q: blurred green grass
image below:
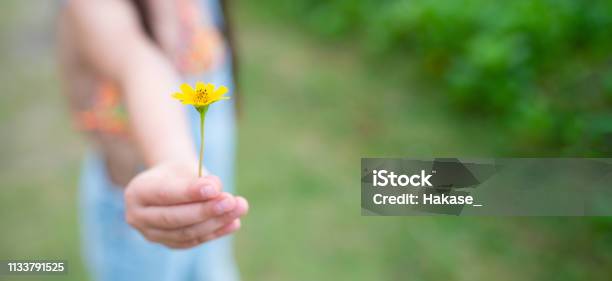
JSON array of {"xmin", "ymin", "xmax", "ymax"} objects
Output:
[{"xmin": 0, "ymin": 1, "xmax": 611, "ymax": 281}]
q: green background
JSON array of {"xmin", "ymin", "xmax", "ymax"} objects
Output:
[{"xmin": 1, "ymin": 0, "xmax": 611, "ymax": 280}]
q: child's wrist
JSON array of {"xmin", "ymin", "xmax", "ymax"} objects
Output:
[{"xmin": 154, "ymin": 157, "xmax": 203, "ymax": 176}]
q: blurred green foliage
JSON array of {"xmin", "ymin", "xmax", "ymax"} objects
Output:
[{"xmin": 252, "ymin": 0, "xmax": 612, "ymax": 155}]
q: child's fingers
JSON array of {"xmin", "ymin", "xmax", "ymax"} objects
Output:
[
  {"xmin": 164, "ymin": 219, "xmax": 241, "ymax": 249},
  {"xmin": 234, "ymin": 196, "xmax": 249, "ymax": 216},
  {"xmin": 212, "ymin": 218, "xmax": 242, "ymax": 239},
  {"xmin": 128, "ymin": 175, "xmax": 223, "ymax": 206},
  {"xmin": 144, "ymin": 197, "xmax": 248, "ymax": 244},
  {"xmin": 193, "ymin": 219, "xmax": 242, "ymax": 246},
  {"xmin": 136, "ymin": 193, "xmax": 235, "ymax": 229}
]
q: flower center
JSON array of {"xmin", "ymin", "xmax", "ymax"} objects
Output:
[{"xmin": 194, "ymin": 88, "xmax": 209, "ymax": 104}]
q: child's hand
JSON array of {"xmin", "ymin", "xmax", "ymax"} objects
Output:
[{"xmin": 124, "ymin": 162, "xmax": 248, "ymax": 249}]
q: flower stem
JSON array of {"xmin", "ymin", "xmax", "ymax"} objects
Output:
[{"xmin": 197, "ymin": 106, "xmax": 208, "ymax": 177}]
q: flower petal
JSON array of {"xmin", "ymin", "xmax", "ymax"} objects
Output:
[
  {"xmin": 172, "ymin": 92, "xmax": 185, "ymax": 100},
  {"xmin": 208, "ymin": 96, "xmax": 230, "ymax": 105},
  {"xmin": 212, "ymin": 85, "xmax": 229, "ymax": 98},
  {"xmin": 195, "ymin": 81, "xmax": 207, "ymax": 92},
  {"xmin": 180, "ymin": 83, "xmax": 195, "ymax": 96},
  {"xmin": 204, "ymin": 83, "xmax": 215, "ymax": 95}
]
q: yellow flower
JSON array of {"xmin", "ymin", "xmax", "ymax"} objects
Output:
[
  {"xmin": 171, "ymin": 81, "xmax": 230, "ymax": 177},
  {"xmin": 172, "ymin": 82, "xmax": 229, "ymax": 107}
]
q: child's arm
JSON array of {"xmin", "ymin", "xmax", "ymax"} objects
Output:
[
  {"xmin": 66, "ymin": 0, "xmax": 192, "ymax": 165},
  {"xmin": 62, "ymin": 0, "xmax": 248, "ymax": 248}
]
